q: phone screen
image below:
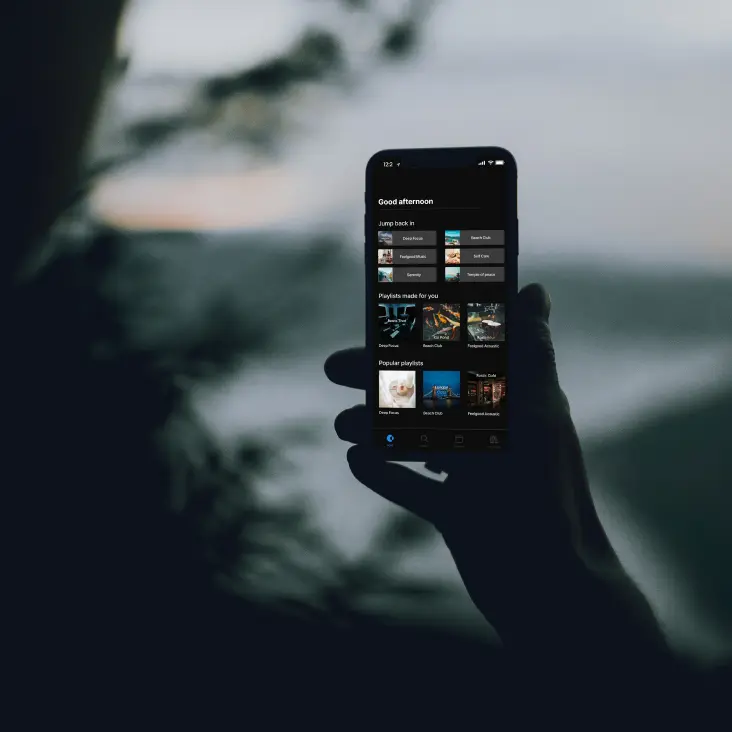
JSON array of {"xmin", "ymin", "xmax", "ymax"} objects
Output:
[{"xmin": 365, "ymin": 148, "xmax": 517, "ymax": 454}]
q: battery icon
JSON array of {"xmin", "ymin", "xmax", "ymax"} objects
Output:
[{"xmin": 495, "ymin": 160, "xmax": 505, "ymax": 165}]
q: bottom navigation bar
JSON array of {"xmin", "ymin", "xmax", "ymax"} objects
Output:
[{"xmin": 376, "ymin": 429, "xmax": 506, "ymax": 451}]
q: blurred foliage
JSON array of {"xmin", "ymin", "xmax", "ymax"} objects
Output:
[
  {"xmin": 204, "ymin": 29, "xmax": 345, "ymax": 100},
  {"xmin": 90, "ymin": 0, "xmax": 435, "ymax": 176},
  {"xmin": 15, "ymin": 215, "xmax": 447, "ymax": 620},
  {"xmin": 8, "ymin": 218, "xmax": 505, "ymax": 721},
  {"xmin": 34, "ymin": 0, "xmax": 448, "ymax": 629}
]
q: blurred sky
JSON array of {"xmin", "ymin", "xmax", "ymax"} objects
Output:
[{"xmin": 95, "ymin": 0, "xmax": 732, "ymax": 269}]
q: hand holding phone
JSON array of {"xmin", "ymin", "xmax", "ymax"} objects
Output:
[
  {"xmin": 328, "ymin": 148, "xmax": 679, "ymax": 704},
  {"xmin": 325, "ymin": 284, "xmax": 654, "ymax": 657},
  {"xmin": 332, "ymin": 146, "xmax": 624, "ymax": 636}
]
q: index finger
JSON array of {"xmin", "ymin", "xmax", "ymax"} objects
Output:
[{"xmin": 324, "ymin": 347, "xmax": 367, "ymax": 390}]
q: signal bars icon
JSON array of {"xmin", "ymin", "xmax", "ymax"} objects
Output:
[{"xmin": 479, "ymin": 160, "xmax": 494, "ymax": 166}]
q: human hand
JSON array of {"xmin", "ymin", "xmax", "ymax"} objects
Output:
[{"xmin": 326, "ymin": 283, "xmax": 634, "ymax": 647}]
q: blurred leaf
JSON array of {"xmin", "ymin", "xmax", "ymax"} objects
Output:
[
  {"xmin": 381, "ymin": 19, "xmax": 419, "ymax": 58},
  {"xmin": 296, "ymin": 28, "xmax": 345, "ymax": 72},
  {"xmin": 236, "ymin": 442, "xmax": 278, "ymax": 473},
  {"xmin": 127, "ymin": 114, "xmax": 191, "ymax": 147},
  {"xmin": 204, "ymin": 29, "xmax": 345, "ymax": 101},
  {"xmin": 206, "ymin": 58, "xmax": 294, "ymax": 99}
]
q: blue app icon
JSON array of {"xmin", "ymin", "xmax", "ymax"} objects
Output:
[{"xmin": 386, "ymin": 434, "xmax": 395, "ymax": 444}]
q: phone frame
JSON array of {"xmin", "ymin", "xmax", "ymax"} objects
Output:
[{"xmin": 364, "ymin": 146, "xmax": 518, "ymax": 462}]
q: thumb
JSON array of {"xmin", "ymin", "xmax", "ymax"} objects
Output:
[{"xmin": 514, "ymin": 283, "xmax": 567, "ymax": 414}]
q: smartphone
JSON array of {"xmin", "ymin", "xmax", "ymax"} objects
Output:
[{"xmin": 365, "ymin": 147, "xmax": 518, "ymax": 457}]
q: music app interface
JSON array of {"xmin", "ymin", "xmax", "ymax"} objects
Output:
[{"xmin": 371, "ymin": 161, "xmax": 509, "ymax": 451}]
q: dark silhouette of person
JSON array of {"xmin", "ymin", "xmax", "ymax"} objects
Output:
[{"xmin": 326, "ymin": 283, "xmax": 731, "ymax": 722}]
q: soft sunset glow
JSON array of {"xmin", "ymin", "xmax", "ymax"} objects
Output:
[{"xmin": 91, "ymin": 170, "xmax": 313, "ymax": 230}]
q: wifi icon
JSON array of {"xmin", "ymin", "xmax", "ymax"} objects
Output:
[{"xmin": 487, "ymin": 160, "xmax": 494, "ymax": 165}]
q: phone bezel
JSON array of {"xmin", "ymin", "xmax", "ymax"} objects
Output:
[{"xmin": 365, "ymin": 146, "xmax": 518, "ymax": 462}]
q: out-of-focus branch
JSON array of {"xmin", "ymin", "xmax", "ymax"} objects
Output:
[{"xmin": 88, "ymin": 1, "xmax": 436, "ymax": 178}]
